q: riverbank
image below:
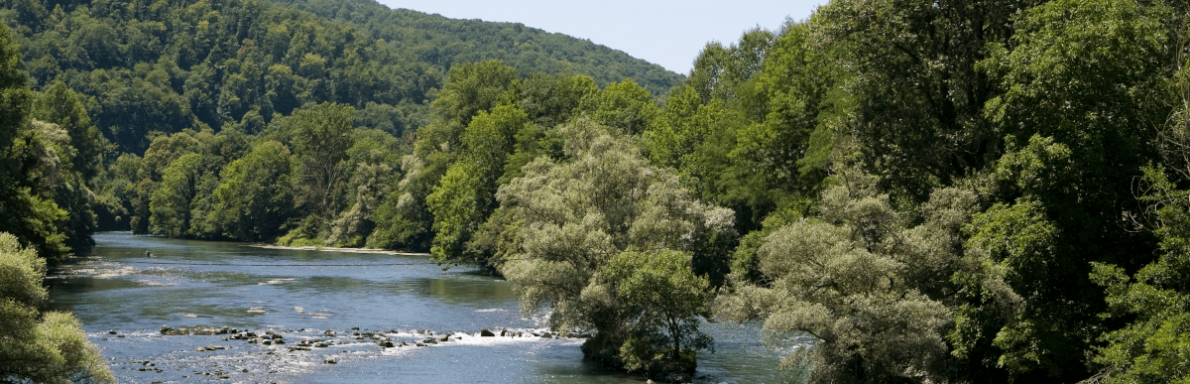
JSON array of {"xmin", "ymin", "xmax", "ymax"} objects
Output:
[{"xmin": 244, "ymin": 243, "xmax": 430, "ymax": 257}]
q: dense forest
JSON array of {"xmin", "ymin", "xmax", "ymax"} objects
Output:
[{"xmin": 4, "ymin": 0, "xmax": 1190, "ymax": 382}]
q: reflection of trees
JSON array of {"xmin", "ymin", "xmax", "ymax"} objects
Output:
[{"xmin": 417, "ymin": 277, "xmax": 518, "ymax": 305}]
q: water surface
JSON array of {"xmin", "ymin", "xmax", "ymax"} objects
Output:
[{"xmin": 47, "ymin": 232, "xmax": 786, "ymax": 383}]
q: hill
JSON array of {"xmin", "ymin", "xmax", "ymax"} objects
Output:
[
  {"xmin": 271, "ymin": 0, "xmax": 682, "ymax": 95},
  {"xmin": 0, "ymin": 0, "xmax": 681, "ymax": 154}
]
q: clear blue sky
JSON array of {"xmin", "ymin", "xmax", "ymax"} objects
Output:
[{"xmin": 374, "ymin": 0, "xmax": 823, "ymax": 74}]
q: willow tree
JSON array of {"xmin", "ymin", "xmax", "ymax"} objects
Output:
[
  {"xmin": 717, "ymin": 168, "xmax": 981, "ymax": 383},
  {"xmin": 495, "ymin": 119, "xmax": 734, "ymax": 376}
]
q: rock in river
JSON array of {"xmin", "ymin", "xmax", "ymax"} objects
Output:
[{"xmin": 480, "ymin": 328, "xmax": 495, "ymax": 337}]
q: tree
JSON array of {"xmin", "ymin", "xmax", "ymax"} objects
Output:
[
  {"xmin": 206, "ymin": 140, "xmax": 294, "ymax": 241},
  {"xmin": 578, "ymin": 79, "xmax": 658, "ymax": 135},
  {"xmin": 594, "ymin": 249, "xmax": 712, "ymax": 376},
  {"xmin": 326, "ymin": 129, "xmax": 404, "ymax": 247},
  {"xmin": 496, "ymin": 118, "xmax": 734, "ymax": 374},
  {"xmin": 34, "ymin": 81, "xmax": 106, "ymax": 179},
  {"xmin": 371, "ymin": 60, "xmax": 521, "ymax": 251},
  {"xmin": 289, "ymin": 102, "xmax": 356, "ymax": 221},
  {"xmin": 948, "ymin": 0, "xmax": 1170, "ymax": 380},
  {"xmin": 717, "ymin": 167, "xmax": 980, "ymax": 384},
  {"xmin": 149, "ymin": 153, "xmax": 202, "ymax": 238},
  {"xmin": 426, "ymin": 105, "xmax": 529, "ymax": 269},
  {"xmin": 0, "ymin": 232, "xmax": 114, "ymax": 384},
  {"xmin": 816, "ymin": 0, "xmax": 1025, "ymax": 200},
  {"xmin": 1081, "ymin": 22, "xmax": 1190, "ymax": 382}
]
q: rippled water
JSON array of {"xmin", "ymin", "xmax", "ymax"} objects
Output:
[{"xmin": 46, "ymin": 232, "xmax": 788, "ymax": 383}]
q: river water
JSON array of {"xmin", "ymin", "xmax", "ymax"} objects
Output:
[{"xmin": 46, "ymin": 232, "xmax": 788, "ymax": 383}]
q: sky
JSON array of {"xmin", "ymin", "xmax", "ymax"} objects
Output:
[{"xmin": 374, "ymin": 0, "xmax": 824, "ymax": 74}]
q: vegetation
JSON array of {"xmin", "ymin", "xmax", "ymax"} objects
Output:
[
  {"xmin": 0, "ymin": 232, "xmax": 114, "ymax": 384},
  {"xmin": 6, "ymin": 0, "xmax": 1190, "ymax": 381},
  {"xmin": 495, "ymin": 120, "xmax": 731, "ymax": 374},
  {"xmin": 0, "ymin": 20, "xmax": 110, "ymax": 383}
]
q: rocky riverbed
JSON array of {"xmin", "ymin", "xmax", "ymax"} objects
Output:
[
  {"xmin": 98, "ymin": 324, "xmax": 588, "ymax": 383},
  {"xmin": 51, "ymin": 232, "xmax": 786, "ymax": 383}
]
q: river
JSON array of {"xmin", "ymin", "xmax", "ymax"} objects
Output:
[{"xmin": 45, "ymin": 232, "xmax": 788, "ymax": 383}]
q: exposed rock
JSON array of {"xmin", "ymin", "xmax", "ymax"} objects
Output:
[
  {"xmin": 438, "ymin": 335, "xmax": 450, "ymax": 342},
  {"xmin": 480, "ymin": 328, "xmax": 495, "ymax": 337},
  {"xmin": 422, "ymin": 338, "xmax": 438, "ymax": 345},
  {"xmin": 195, "ymin": 345, "xmax": 226, "ymax": 352},
  {"xmin": 315, "ymin": 342, "xmax": 329, "ymax": 348},
  {"xmin": 160, "ymin": 326, "xmax": 185, "ymax": 335},
  {"xmin": 108, "ymin": 330, "xmax": 117, "ymax": 335},
  {"xmin": 381, "ymin": 341, "xmax": 394, "ymax": 348},
  {"xmin": 191, "ymin": 326, "xmax": 229, "ymax": 335},
  {"xmin": 324, "ymin": 330, "xmax": 336, "ymax": 337},
  {"xmin": 324, "ymin": 358, "xmax": 337, "ymax": 364}
]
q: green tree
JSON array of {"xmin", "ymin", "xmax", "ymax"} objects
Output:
[
  {"xmin": 496, "ymin": 118, "xmax": 733, "ymax": 374},
  {"xmin": 578, "ymin": 79, "xmax": 658, "ymax": 135},
  {"xmin": 717, "ymin": 167, "xmax": 980, "ymax": 383},
  {"xmin": 149, "ymin": 153, "xmax": 202, "ymax": 238},
  {"xmin": 34, "ymin": 81, "xmax": 106, "ymax": 179},
  {"xmin": 206, "ymin": 140, "xmax": 294, "ymax": 241},
  {"xmin": 1080, "ymin": 24, "xmax": 1190, "ymax": 382},
  {"xmin": 326, "ymin": 129, "xmax": 404, "ymax": 246},
  {"xmin": 0, "ymin": 232, "xmax": 114, "ymax": 384},
  {"xmin": 594, "ymin": 249, "xmax": 712, "ymax": 375},
  {"xmin": 948, "ymin": 0, "xmax": 1170, "ymax": 380},
  {"xmin": 371, "ymin": 60, "xmax": 521, "ymax": 251},
  {"xmin": 426, "ymin": 104, "xmax": 529, "ymax": 269},
  {"xmin": 289, "ymin": 102, "xmax": 356, "ymax": 221}
]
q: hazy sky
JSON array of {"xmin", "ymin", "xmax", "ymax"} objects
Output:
[{"xmin": 374, "ymin": 0, "xmax": 823, "ymax": 74}]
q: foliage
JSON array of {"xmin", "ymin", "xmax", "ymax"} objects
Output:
[
  {"xmin": 596, "ymin": 250, "xmax": 712, "ymax": 373},
  {"xmin": 269, "ymin": 0, "xmax": 682, "ymax": 96},
  {"xmin": 496, "ymin": 119, "xmax": 733, "ymax": 372},
  {"xmin": 426, "ymin": 104, "xmax": 528, "ymax": 268},
  {"xmin": 288, "ymin": 102, "xmax": 355, "ymax": 220},
  {"xmin": 205, "ymin": 140, "xmax": 294, "ymax": 241},
  {"xmin": 149, "ymin": 153, "xmax": 202, "ymax": 238},
  {"xmin": 0, "ymin": 232, "xmax": 114, "ymax": 384},
  {"xmin": 0, "ymin": 0, "xmax": 678, "ymax": 155},
  {"xmin": 716, "ymin": 167, "xmax": 979, "ymax": 383}
]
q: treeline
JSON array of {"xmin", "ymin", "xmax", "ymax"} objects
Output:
[
  {"xmin": 268, "ymin": 0, "xmax": 682, "ymax": 96},
  {"xmin": 0, "ymin": 0, "xmax": 679, "ymax": 156},
  {"xmin": 399, "ymin": 0, "xmax": 1190, "ymax": 383},
  {"xmin": 0, "ymin": 22, "xmax": 113, "ymax": 383}
]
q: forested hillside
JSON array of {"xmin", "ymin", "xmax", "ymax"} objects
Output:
[
  {"xmin": 0, "ymin": 0, "xmax": 679, "ymax": 155},
  {"xmin": 269, "ymin": 0, "xmax": 681, "ymax": 95}
]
